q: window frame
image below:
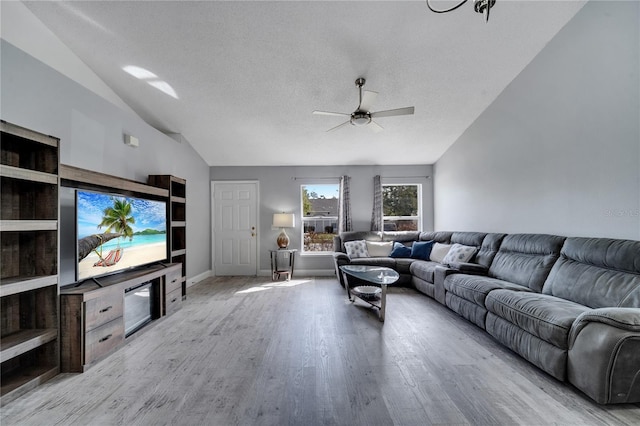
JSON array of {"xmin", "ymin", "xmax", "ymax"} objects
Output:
[
  {"xmin": 300, "ymin": 182, "xmax": 340, "ymax": 255},
  {"xmin": 381, "ymin": 182, "xmax": 423, "ymax": 232}
]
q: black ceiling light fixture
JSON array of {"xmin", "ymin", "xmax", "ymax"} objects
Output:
[{"xmin": 426, "ymin": 0, "xmax": 496, "ymax": 22}]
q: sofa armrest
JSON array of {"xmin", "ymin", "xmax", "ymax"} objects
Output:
[
  {"xmin": 333, "ymin": 252, "xmax": 351, "ymax": 287},
  {"xmin": 448, "ymin": 262, "xmax": 489, "ymax": 275},
  {"xmin": 567, "ymin": 308, "xmax": 640, "ymax": 404}
]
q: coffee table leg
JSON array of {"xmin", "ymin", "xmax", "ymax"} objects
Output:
[
  {"xmin": 379, "ymin": 284, "xmax": 387, "ymax": 322},
  {"xmin": 342, "ymin": 271, "xmax": 353, "ymax": 302}
]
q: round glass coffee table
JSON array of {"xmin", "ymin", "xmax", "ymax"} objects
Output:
[{"xmin": 339, "ymin": 265, "xmax": 400, "ymax": 322}]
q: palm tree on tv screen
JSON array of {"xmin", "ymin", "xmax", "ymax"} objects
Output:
[{"xmin": 98, "ymin": 198, "xmax": 135, "ymax": 244}]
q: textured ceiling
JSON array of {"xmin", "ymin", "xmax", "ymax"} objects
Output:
[{"xmin": 23, "ymin": 1, "xmax": 586, "ymax": 166}]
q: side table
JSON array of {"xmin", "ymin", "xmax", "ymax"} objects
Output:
[{"xmin": 269, "ymin": 249, "xmax": 297, "ymax": 281}]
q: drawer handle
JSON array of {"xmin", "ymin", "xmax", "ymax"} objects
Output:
[
  {"xmin": 99, "ymin": 306, "xmax": 113, "ymax": 313},
  {"xmin": 99, "ymin": 334, "xmax": 112, "ymax": 342},
  {"xmin": 171, "ymin": 279, "xmax": 178, "ymax": 283},
  {"xmin": 171, "ymin": 298, "xmax": 177, "ymax": 303}
]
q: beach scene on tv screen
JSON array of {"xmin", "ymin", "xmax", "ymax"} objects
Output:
[{"xmin": 77, "ymin": 191, "xmax": 167, "ymax": 280}]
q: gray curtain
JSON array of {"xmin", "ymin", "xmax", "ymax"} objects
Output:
[
  {"xmin": 338, "ymin": 175, "xmax": 352, "ymax": 233},
  {"xmin": 371, "ymin": 175, "xmax": 383, "ymax": 231}
]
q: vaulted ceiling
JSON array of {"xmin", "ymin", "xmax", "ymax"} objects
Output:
[{"xmin": 23, "ymin": 1, "xmax": 586, "ymax": 166}]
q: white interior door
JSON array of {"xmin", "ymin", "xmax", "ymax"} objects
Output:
[{"xmin": 212, "ymin": 181, "xmax": 258, "ymax": 276}]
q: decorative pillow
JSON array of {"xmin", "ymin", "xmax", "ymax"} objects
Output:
[
  {"xmin": 365, "ymin": 241, "xmax": 393, "ymax": 257},
  {"xmin": 429, "ymin": 243, "xmax": 453, "ymax": 263},
  {"xmin": 442, "ymin": 243, "xmax": 478, "ymax": 265},
  {"xmin": 410, "ymin": 240, "xmax": 435, "ymax": 260},
  {"xmin": 344, "ymin": 240, "xmax": 369, "ymax": 259},
  {"xmin": 389, "ymin": 242, "xmax": 412, "ymax": 258}
]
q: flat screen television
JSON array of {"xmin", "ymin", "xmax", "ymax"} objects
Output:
[{"xmin": 76, "ymin": 189, "xmax": 167, "ymax": 282}]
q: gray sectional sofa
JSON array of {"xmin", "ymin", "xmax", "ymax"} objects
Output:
[{"xmin": 332, "ymin": 230, "xmax": 640, "ymax": 404}]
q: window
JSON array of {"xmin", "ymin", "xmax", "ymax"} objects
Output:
[
  {"xmin": 301, "ymin": 183, "xmax": 340, "ymax": 253},
  {"xmin": 382, "ymin": 184, "xmax": 421, "ymax": 231}
]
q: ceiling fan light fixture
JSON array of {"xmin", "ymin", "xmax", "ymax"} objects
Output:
[
  {"xmin": 425, "ymin": 0, "xmax": 496, "ymax": 22},
  {"xmin": 473, "ymin": 0, "xmax": 495, "ymax": 22},
  {"xmin": 351, "ymin": 113, "xmax": 371, "ymax": 126}
]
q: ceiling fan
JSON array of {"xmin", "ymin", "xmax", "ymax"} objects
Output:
[{"xmin": 313, "ymin": 78, "xmax": 415, "ymax": 132}]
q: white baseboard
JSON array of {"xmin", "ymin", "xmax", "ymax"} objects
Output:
[
  {"xmin": 258, "ymin": 269, "xmax": 336, "ymax": 277},
  {"xmin": 187, "ymin": 270, "xmax": 213, "ymax": 288}
]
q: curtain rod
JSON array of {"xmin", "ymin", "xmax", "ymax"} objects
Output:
[
  {"xmin": 382, "ymin": 175, "xmax": 430, "ymax": 179},
  {"xmin": 292, "ymin": 177, "xmax": 340, "ymax": 180},
  {"xmin": 292, "ymin": 175, "xmax": 430, "ymax": 180}
]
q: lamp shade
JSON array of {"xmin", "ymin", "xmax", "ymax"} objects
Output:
[{"xmin": 273, "ymin": 213, "xmax": 295, "ymax": 228}]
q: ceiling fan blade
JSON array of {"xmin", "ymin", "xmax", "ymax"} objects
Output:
[
  {"xmin": 359, "ymin": 90, "xmax": 378, "ymax": 112},
  {"xmin": 313, "ymin": 110, "xmax": 350, "ymax": 117},
  {"xmin": 370, "ymin": 106, "xmax": 415, "ymax": 118},
  {"xmin": 369, "ymin": 121, "xmax": 384, "ymax": 133},
  {"xmin": 326, "ymin": 120, "xmax": 351, "ymax": 132}
]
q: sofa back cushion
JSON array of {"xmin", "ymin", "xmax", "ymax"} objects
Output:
[
  {"xmin": 475, "ymin": 233, "xmax": 506, "ymax": 268},
  {"xmin": 488, "ymin": 234, "xmax": 566, "ymax": 292},
  {"xmin": 382, "ymin": 231, "xmax": 421, "ymax": 244},
  {"xmin": 450, "ymin": 232, "xmax": 486, "ymax": 247},
  {"xmin": 418, "ymin": 231, "xmax": 452, "ymax": 243},
  {"xmin": 335, "ymin": 231, "xmax": 382, "ymax": 253},
  {"xmin": 542, "ymin": 237, "xmax": 640, "ymax": 308}
]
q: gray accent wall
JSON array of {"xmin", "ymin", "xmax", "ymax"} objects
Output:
[
  {"xmin": 434, "ymin": 0, "xmax": 640, "ymax": 240},
  {"xmin": 1, "ymin": 40, "xmax": 212, "ymax": 285},
  {"xmin": 211, "ymin": 165, "xmax": 433, "ymax": 273}
]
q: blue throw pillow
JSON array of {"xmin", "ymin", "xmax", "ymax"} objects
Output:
[
  {"xmin": 389, "ymin": 242, "xmax": 412, "ymax": 258},
  {"xmin": 410, "ymin": 240, "xmax": 435, "ymax": 260}
]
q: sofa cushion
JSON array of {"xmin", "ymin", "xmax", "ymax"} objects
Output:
[
  {"xmin": 486, "ymin": 290, "xmax": 590, "ymax": 349},
  {"xmin": 474, "ymin": 233, "xmax": 507, "ymax": 267},
  {"xmin": 390, "ymin": 242, "xmax": 412, "ymax": 258},
  {"xmin": 337, "ymin": 231, "xmax": 382, "ymax": 252},
  {"xmin": 442, "ymin": 243, "xmax": 478, "ymax": 264},
  {"xmin": 349, "ymin": 257, "xmax": 397, "ymax": 269},
  {"xmin": 419, "ymin": 231, "xmax": 452, "ymax": 243},
  {"xmin": 410, "ymin": 240, "xmax": 435, "ymax": 260},
  {"xmin": 344, "ymin": 240, "xmax": 369, "ymax": 259},
  {"xmin": 429, "ymin": 243, "xmax": 452, "ymax": 263},
  {"xmin": 382, "ymin": 231, "xmax": 421, "ymax": 245},
  {"xmin": 394, "ymin": 258, "xmax": 416, "ymax": 275},
  {"xmin": 365, "ymin": 241, "xmax": 393, "ymax": 257},
  {"xmin": 543, "ymin": 237, "xmax": 640, "ymax": 308},
  {"xmin": 488, "ymin": 233, "xmax": 566, "ymax": 292},
  {"xmin": 409, "ymin": 260, "xmax": 440, "ymax": 283},
  {"xmin": 444, "ymin": 274, "xmax": 532, "ymax": 307}
]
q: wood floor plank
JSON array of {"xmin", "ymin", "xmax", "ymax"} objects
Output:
[{"xmin": 1, "ymin": 276, "xmax": 639, "ymax": 425}]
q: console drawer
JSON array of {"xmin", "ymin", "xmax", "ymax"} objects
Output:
[
  {"xmin": 85, "ymin": 289, "xmax": 124, "ymax": 331},
  {"xmin": 165, "ymin": 288, "xmax": 182, "ymax": 315},
  {"xmin": 85, "ymin": 318, "xmax": 124, "ymax": 366},
  {"xmin": 165, "ymin": 269, "xmax": 182, "ymax": 294}
]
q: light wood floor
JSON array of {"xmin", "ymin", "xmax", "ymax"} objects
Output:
[{"xmin": 2, "ymin": 276, "xmax": 640, "ymax": 425}]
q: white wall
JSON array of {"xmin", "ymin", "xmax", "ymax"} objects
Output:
[
  {"xmin": 434, "ymin": 0, "xmax": 640, "ymax": 240},
  {"xmin": 0, "ymin": 1, "xmax": 135, "ymax": 114},
  {"xmin": 211, "ymin": 165, "xmax": 433, "ymax": 274},
  {"xmin": 1, "ymin": 40, "xmax": 212, "ymax": 285}
]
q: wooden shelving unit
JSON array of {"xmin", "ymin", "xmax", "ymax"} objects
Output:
[
  {"xmin": 148, "ymin": 175, "xmax": 187, "ymax": 299},
  {"xmin": 0, "ymin": 120, "xmax": 60, "ymax": 406}
]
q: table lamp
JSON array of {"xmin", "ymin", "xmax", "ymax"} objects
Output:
[{"xmin": 273, "ymin": 213, "xmax": 295, "ymax": 249}]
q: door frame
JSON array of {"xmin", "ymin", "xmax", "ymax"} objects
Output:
[{"xmin": 211, "ymin": 180, "xmax": 260, "ymax": 276}]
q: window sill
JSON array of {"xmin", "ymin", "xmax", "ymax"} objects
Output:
[{"xmin": 300, "ymin": 251, "xmax": 335, "ymax": 257}]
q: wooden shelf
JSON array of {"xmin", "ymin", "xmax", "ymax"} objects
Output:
[
  {"xmin": 0, "ymin": 220, "xmax": 57, "ymax": 232},
  {"xmin": 1, "ymin": 364, "xmax": 59, "ymax": 406},
  {"xmin": 1, "ymin": 120, "xmax": 60, "ymax": 406},
  {"xmin": 148, "ymin": 175, "xmax": 187, "ymax": 299},
  {"xmin": 1, "ymin": 329, "xmax": 58, "ymax": 362},
  {"xmin": 0, "ymin": 275, "xmax": 58, "ymax": 298},
  {"xmin": 60, "ymin": 164, "xmax": 168, "ymax": 198},
  {"xmin": 0, "ymin": 165, "xmax": 58, "ymax": 184}
]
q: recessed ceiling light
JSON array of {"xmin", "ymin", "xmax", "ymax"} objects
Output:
[
  {"xmin": 122, "ymin": 65, "xmax": 157, "ymax": 80},
  {"xmin": 147, "ymin": 81, "xmax": 178, "ymax": 99}
]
